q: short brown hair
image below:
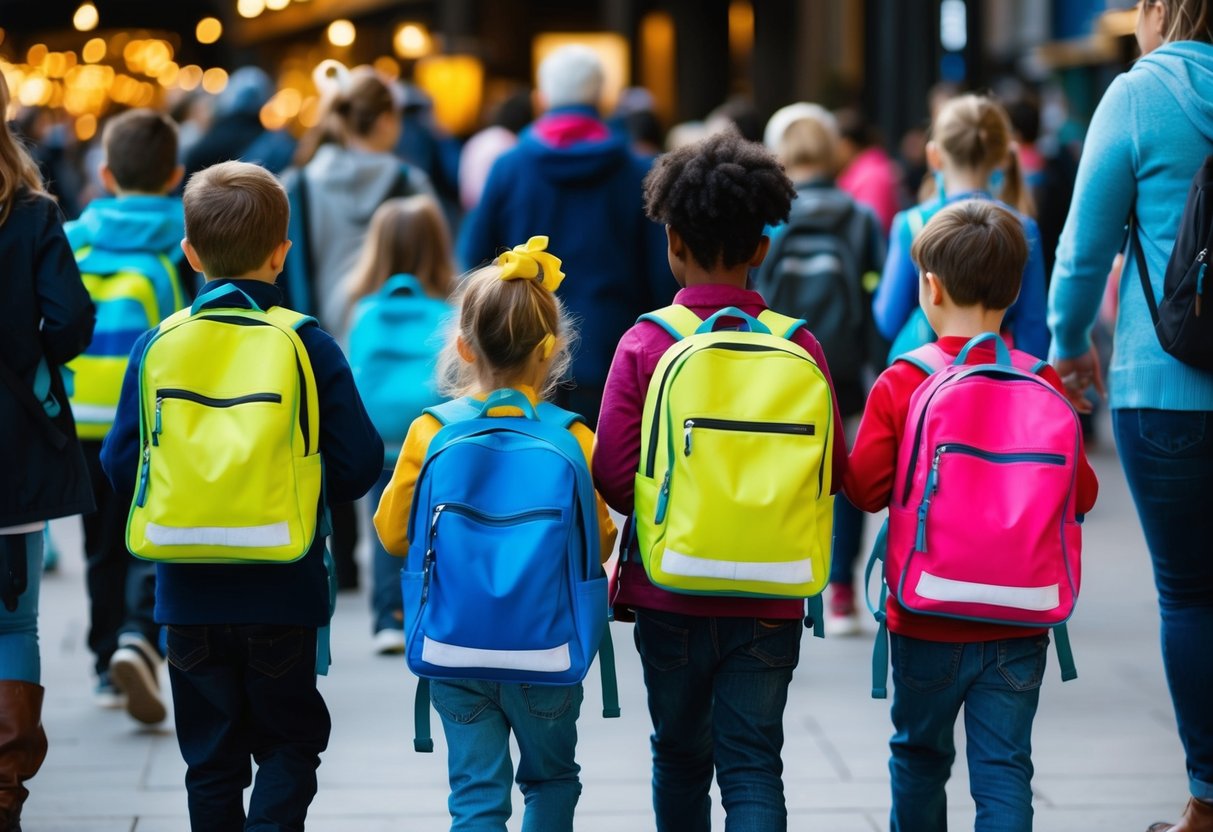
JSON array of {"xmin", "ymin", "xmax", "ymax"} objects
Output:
[
  {"xmin": 911, "ymin": 200, "xmax": 1027, "ymax": 310},
  {"xmin": 183, "ymin": 162, "xmax": 289, "ymax": 278},
  {"xmin": 102, "ymin": 109, "xmax": 179, "ymax": 193}
]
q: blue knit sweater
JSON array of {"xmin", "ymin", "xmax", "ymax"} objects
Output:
[{"xmin": 1049, "ymin": 41, "xmax": 1213, "ymax": 410}]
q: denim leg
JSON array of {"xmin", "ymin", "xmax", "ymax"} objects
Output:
[
  {"xmin": 81, "ymin": 441, "xmax": 131, "ymax": 674},
  {"xmin": 964, "ymin": 637, "xmax": 1047, "ymax": 832},
  {"xmin": 503, "ymin": 683, "xmax": 583, "ymax": 832},
  {"xmin": 244, "ymin": 626, "xmax": 330, "ymax": 832},
  {"xmin": 1115, "ymin": 409, "xmax": 1213, "ymax": 800},
  {"xmin": 368, "ymin": 470, "xmax": 403, "ymax": 634},
  {"xmin": 712, "ymin": 617, "xmax": 801, "ymax": 832},
  {"xmin": 0, "ymin": 533, "xmax": 42, "ymax": 684},
  {"xmin": 166, "ymin": 626, "xmax": 251, "ymax": 830},
  {"xmin": 431, "ymin": 680, "xmax": 513, "ymax": 831},
  {"xmin": 121, "ymin": 557, "xmax": 160, "ymax": 653},
  {"xmin": 634, "ymin": 610, "xmax": 713, "ymax": 832},
  {"xmin": 889, "ymin": 634, "xmax": 966, "ymax": 832},
  {"xmin": 829, "ymin": 494, "xmax": 866, "ymax": 585}
]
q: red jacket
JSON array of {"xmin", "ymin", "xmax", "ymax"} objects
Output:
[
  {"xmin": 843, "ymin": 335, "xmax": 1099, "ymax": 642},
  {"xmin": 593, "ymin": 283, "xmax": 847, "ymax": 620}
]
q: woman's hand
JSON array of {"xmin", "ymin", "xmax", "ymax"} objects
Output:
[{"xmin": 1053, "ymin": 345, "xmax": 1106, "ymax": 414}]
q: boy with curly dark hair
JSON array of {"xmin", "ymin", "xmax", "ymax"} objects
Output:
[{"xmin": 593, "ymin": 130, "xmax": 847, "ymax": 831}]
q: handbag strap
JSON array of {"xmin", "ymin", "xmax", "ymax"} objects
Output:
[{"xmin": 1132, "ymin": 218, "xmax": 1162, "ymax": 327}]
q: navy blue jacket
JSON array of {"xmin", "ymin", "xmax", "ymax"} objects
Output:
[
  {"xmin": 457, "ymin": 106, "xmax": 674, "ymax": 389},
  {"xmin": 101, "ymin": 279, "xmax": 383, "ymax": 626}
]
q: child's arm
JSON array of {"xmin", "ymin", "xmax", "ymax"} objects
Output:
[
  {"xmin": 374, "ymin": 416, "xmax": 441, "ymax": 556},
  {"xmin": 100, "ymin": 329, "xmax": 153, "ymax": 496},
  {"xmin": 872, "ymin": 212, "xmax": 919, "ymax": 342},
  {"xmin": 36, "ymin": 202, "xmax": 94, "ymax": 365},
  {"xmin": 1005, "ymin": 218, "xmax": 1051, "ymax": 360},
  {"xmin": 842, "ymin": 370, "xmax": 905, "ymax": 513},
  {"xmin": 592, "ymin": 328, "xmax": 649, "ymax": 515},
  {"xmin": 571, "ymin": 423, "xmax": 618, "ymax": 562}
]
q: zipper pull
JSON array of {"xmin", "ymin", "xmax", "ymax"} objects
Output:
[
  {"xmin": 421, "ymin": 504, "xmax": 444, "ymax": 603},
  {"xmin": 152, "ymin": 397, "xmax": 163, "ymax": 446},
  {"xmin": 655, "ymin": 470, "xmax": 672, "ymax": 525},
  {"xmin": 683, "ymin": 420, "xmax": 694, "ymax": 456},
  {"xmin": 136, "ymin": 445, "xmax": 151, "ymax": 508},
  {"xmin": 1197, "ymin": 260, "xmax": 1206, "ymax": 318},
  {"xmin": 928, "ymin": 446, "xmax": 945, "ymax": 494}
]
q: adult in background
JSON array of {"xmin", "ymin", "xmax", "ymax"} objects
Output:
[
  {"xmin": 183, "ymin": 67, "xmax": 295, "ymax": 178},
  {"xmin": 0, "ymin": 72, "xmax": 95, "ymax": 831},
  {"xmin": 458, "ymin": 89, "xmax": 532, "ymax": 213},
  {"xmin": 458, "ymin": 45, "xmax": 672, "ymax": 426},
  {"xmin": 834, "ymin": 108, "xmax": 901, "ymax": 237},
  {"xmin": 1048, "ymin": 3, "xmax": 1213, "ymax": 831}
]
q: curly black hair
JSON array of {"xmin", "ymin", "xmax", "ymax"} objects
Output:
[{"xmin": 643, "ymin": 130, "xmax": 796, "ymax": 270}]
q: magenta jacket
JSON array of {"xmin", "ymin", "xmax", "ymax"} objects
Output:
[{"xmin": 593, "ymin": 283, "xmax": 847, "ymax": 620}]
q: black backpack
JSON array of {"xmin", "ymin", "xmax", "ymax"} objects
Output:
[
  {"xmin": 754, "ymin": 197, "xmax": 868, "ymax": 385},
  {"xmin": 1133, "ymin": 154, "xmax": 1213, "ymax": 370}
]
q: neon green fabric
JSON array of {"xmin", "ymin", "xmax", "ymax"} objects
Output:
[
  {"xmin": 127, "ymin": 305, "xmax": 322, "ymax": 564},
  {"xmin": 633, "ymin": 305, "xmax": 835, "ymax": 599}
]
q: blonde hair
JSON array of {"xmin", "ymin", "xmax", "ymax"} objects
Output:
[
  {"xmin": 343, "ymin": 195, "xmax": 455, "ymax": 321},
  {"xmin": 183, "ymin": 161, "xmax": 289, "ymax": 277},
  {"xmin": 933, "ymin": 94, "xmax": 1035, "ymax": 217},
  {"xmin": 777, "ymin": 114, "xmax": 839, "ymax": 173},
  {"xmin": 0, "ymin": 73, "xmax": 47, "ymax": 225},
  {"xmin": 1152, "ymin": 0, "xmax": 1213, "ymax": 43},
  {"xmin": 437, "ymin": 262, "xmax": 575, "ymax": 400}
]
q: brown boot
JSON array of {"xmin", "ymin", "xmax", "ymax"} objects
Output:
[
  {"xmin": 1148, "ymin": 798, "xmax": 1213, "ymax": 832},
  {"xmin": 0, "ymin": 681, "xmax": 48, "ymax": 832}
]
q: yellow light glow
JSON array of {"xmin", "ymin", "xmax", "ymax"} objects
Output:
[
  {"xmin": 298, "ymin": 95, "xmax": 321, "ymax": 128},
  {"xmin": 266, "ymin": 0, "xmax": 290, "ymax": 9},
  {"xmin": 27, "ymin": 44, "xmax": 48, "ymax": 67},
  {"xmin": 202, "ymin": 67, "xmax": 229, "ymax": 94},
  {"xmin": 19, "ymin": 75, "xmax": 51, "ymax": 107},
  {"xmin": 414, "ymin": 55, "xmax": 483, "ymax": 135},
  {"xmin": 373, "ymin": 55, "xmax": 401, "ymax": 79},
  {"xmin": 532, "ymin": 33, "xmax": 629, "ymax": 113},
  {"xmin": 82, "ymin": 38, "xmax": 106, "ymax": 63},
  {"xmin": 157, "ymin": 62, "xmax": 180, "ymax": 87},
  {"xmin": 327, "ymin": 20, "xmax": 356, "ymax": 48},
  {"xmin": 260, "ymin": 103, "xmax": 287, "ymax": 131},
  {"xmin": 178, "ymin": 64, "xmax": 203, "ymax": 91},
  {"xmin": 393, "ymin": 23, "xmax": 431, "ymax": 59},
  {"xmin": 640, "ymin": 13, "xmax": 675, "ymax": 125},
  {"xmin": 196, "ymin": 17, "xmax": 222, "ymax": 45},
  {"xmin": 73, "ymin": 3, "xmax": 99, "ymax": 32},
  {"xmin": 237, "ymin": 0, "xmax": 265, "ymax": 19},
  {"xmin": 76, "ymin": 114, "xmax": 97, "ymax": 142},
  {"xmin": 0, "ymin": 28, "xmax": 6, "ymax": 48}
]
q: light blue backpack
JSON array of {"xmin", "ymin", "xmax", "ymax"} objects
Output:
[
  {"xmin": 348, "ymin": 274, "xmax": 450, "ymax": 461},
  {"xmin": 402, "ymin": 389, "xmax": 619, "ymax": 752}
]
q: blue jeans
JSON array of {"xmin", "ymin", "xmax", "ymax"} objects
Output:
[
  {"xmin": 368, "ymin": 469, "xmax": 402, "ymax": 634},
  {"xmin": 889, "ymin": 633, "xmax": 1048, "ymax": 832},
  {"xmin": 0, "ymin": 532, "xmax": 41, "ymax": 684},
  {"xmin": 429, "ymin": 679, "xmax": 584, "ymax": 831},
  {"xmin": 1114, "ymin": 408, "xmax": 1213, "ymax": 801},
  {"xmin": 633, "ymin": 610, "xmax": 802, "ymax": 832},
  {"xmin": 166, "ymin": 624, "xmax": 331, "ymax": 831}
]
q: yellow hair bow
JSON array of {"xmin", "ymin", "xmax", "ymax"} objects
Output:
[{"xmin": 498, "ymin": 236, "xmax": 565, "ymax": 292}]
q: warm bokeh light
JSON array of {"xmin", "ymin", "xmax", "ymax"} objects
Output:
[
  {"xmin": 196, "ymin": 17, "xmax": 223, "ymax": 45},
  {"xmin": 393, "ymin": 23, "xmax": 432, "ymax": 59},
  {"xmin": 237, "ymin": 0, "xmax": 266, "ymax": 19},
  {"xmin": 73, "ymin": 2, "xmax": 99, "ymax": 33},
  {"xmin": 27, "ymin": 44, "xmax": 48, "ymax": 67},
  {"xmin": 414, "ymin": 55, "xmax": 483, "ymax": 135},
  {"xmin": 266, "ymin": 0, "xmax": 290, "ymax": 9},
  {"xmin": 82, "ymin": 37, "xmax": 106, "ymax": 64},
  {"xmin": 327, "ymin": 20, "xmax": 356, "ymax": 48},
  {"xmin": 202, "ymin": 67, "xmax": 229, "ymax": 94},
  {"xmin": 75, "ymin": 114, "xmax": 97, "ymax": 142},
  {"xmin": 178, "ymin": 64, "xmax": 204, "ymax": 91},
  {"xmin": 533, "ymin": 33, "xmax": 629, "ymax": 113},
  {"xmin": 373, "ymin": 55, "xmax": 401, "ymax": 79}
]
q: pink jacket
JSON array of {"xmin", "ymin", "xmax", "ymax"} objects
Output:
[
  {"xmin": 593, "ymin": 284, "xmax": 847, "ymax": 620},
  {"xmin": 838, "ymin": 147, "xmax": 901, "ymax": 237}
]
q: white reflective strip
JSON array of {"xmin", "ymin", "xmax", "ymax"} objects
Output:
[
  {"xmin": 71, "ymin": 403, "xmax": 117, "ymax": 423},
  {"xmin": 0, "ymin": 522, "xmax": 44, "ymax": 535},
  {"xmin": 915, "ymin": 571, "xmax": 1060, "ymax": 611},
  {"xmin": 421, "ymin": 637, "xmax": 571, "ymax": 673},
  {"xmin": 661, "ymin": 547, "xmax": 813, "ymax": 585},
  {"xmin": 145, "ymin": 521, "xmax": 291, "ymax": 548}
]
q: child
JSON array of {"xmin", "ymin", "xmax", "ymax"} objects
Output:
[
  {"xmin": 594, "ymin": 130, "xmax": 847, "ymax": 831},
  {"xmin": 374, "ymin": 237, "xmax": 616, "ymax": 831},
  {"xmin": 342, "ymin": 195, "xmax": 455, "ymax": 654},
  {"xmin": 64, "ymin": 108, "xmax": 195, "ymax": 724},
  {"xmin": 844, "ymin": 200, "xmax": 1099, "ymax": 832},
  {"xmin": 100, "ymin": 161, "xmax": 383, "ymax": 828},
  {"xmin": 873, "ymin": 94, "xmax": 1050, "ymax": 361}
]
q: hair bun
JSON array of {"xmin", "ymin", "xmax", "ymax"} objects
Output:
[{"xmin": 313, "ymin": 59, "xmax": 351, "ymax": 98}]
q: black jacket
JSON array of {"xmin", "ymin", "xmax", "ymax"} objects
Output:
[{"xmin": 0, "ymin": 190, "xmax": 96, "ymax": 526}]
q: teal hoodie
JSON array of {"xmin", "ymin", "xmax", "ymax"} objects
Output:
[
  {"xmin": 1049, "ymin": 41, "xmax": 1213, "ymax": 411},
  {"xmin": 66, "ymin": 195, "xmax": 185, "ymax": 258}
]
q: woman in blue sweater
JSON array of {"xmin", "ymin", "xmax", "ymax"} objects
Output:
[{"xmin": 1048, "ymin": 4, "xmax": 1213, "ymax": 830}]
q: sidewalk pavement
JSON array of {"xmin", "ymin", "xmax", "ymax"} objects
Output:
[{"xmin": 25, "ymin": 428, "xmax": 1189, "ymax": 831}]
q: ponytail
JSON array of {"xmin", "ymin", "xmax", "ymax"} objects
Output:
[{"xmin": 1001, "ymin": 145, "xmax": 1036, "ymax": 218}]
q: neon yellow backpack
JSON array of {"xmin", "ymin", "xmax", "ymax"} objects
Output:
[
  {"xmin": 68, "ymin": 247, "xmax": 185, "ymax": 440},
  {"xmin": 126, "ymin": 286, "xmax": 323, "ymax": 564},
  {"xmin": 633, "ymin": 305, "xmax": 835, "ymax": 600}
]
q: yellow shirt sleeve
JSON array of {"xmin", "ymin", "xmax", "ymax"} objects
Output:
[
  {"xmin": 373, "ymin": 414, "xmax": 442, "ymax": 556},
  {"xmin": 570, "ymin": 421, "xmax": 618, "ymax": 563}
]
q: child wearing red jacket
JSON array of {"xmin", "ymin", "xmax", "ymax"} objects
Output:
[{"xmin": 844, "ymin": 200, "xmax": 1098, "ymax": 832}]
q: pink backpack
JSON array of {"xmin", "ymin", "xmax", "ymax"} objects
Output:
[{"xmin": 866, "ymin": 333, "xmax": 1083, "ymax": 697}]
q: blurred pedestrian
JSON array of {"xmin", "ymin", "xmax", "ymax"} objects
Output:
[
  {"xmin": 183, "ymin": 67, "xmax": 295, "ymax": 177},
  {"xmin": 835, "ymin": 108, "xmax": 902, "ymax": 236},
  {"xmin": 0, "ymin": 71, "xmax": 95, "ymax": 832},
  {"xmin": 1048, "ymin": 4, "xmax": 1213, "ymax": 829},
  {"xmin": 458, "ymin": 89, "xmax": 532, "ymax": 212}
]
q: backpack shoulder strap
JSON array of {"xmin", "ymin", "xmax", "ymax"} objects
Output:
[
  {"xmin": 261, "ymin": 307, "xmax": 321, "ymax": 455},
  {"xmin": 905, "ymin": 205, "xmax": 928, "ymax": 238},
  {"xmin": 894, "ymin": 343, "xmax": 949, "ymax": 375},
  {"xmin": 756, "ymin": 309, "xmax": 807, "ymax": 341},
  {"xmin": 424, "ymin": 397, "xmax": 482, "ymax": 426},
  {"xmin": 535, "ymin": 401, "xmax": 584, "ymax": 429},
  {"xmin": 637, "ymin": 305, "xmax": 703, "ymax": 341}
]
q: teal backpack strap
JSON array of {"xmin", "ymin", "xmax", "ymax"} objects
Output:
[
  {"xmin": 1053, "ymin": 623, "xmax": 1077, "ymax": 682},
  {"xmin": 315, "ymin": 469, "xmax": 336, "ymax": 676},
  {"xmin": 413, "ymin": 678, "xmax": 434, "ymax": 752},
  {"xmin": 424, "ymin": 397, "xmax": 483, "ymax": 426},
  {"xmin": 637, "ymin": 305, "xmax": 703, "ymax": 341},
  {"xmin": 598, "ymin": 627, "xmax": 621, "ymax": 718},
  {"xmin": 1030, "ymin": 358, "xmax": 1049, "ymax": 375},
  {"xmin": 756, "ymin": 309, "xmax": 808, "ymax": 341},
  {"xmin": 866, "ymin": 519, "xmax": 891, "ymax": 699},
  {"xmin": 895, "ymin": 343, "xmax": 949, "ymax": 376},
  {"xmin": 906, "ymin": 205, "xmax": 927, "ymax": 237},
  {"xmin": 535, "ymin": 401, "xmax": 584, "ymax": 430},
  {"xmin": 804, "ymin": 594, "xmax": 825, "ymax": 639}
]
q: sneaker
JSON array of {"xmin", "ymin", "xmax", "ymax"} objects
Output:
[
  {"xmin": 94, "ymin": 671, "xmax": 125, "ymax": 709},
  {"xmin": 109, "ymin": 634, "xmax": 167, "ymax": 725},
  {"xmin": 373, "ymin": 628, "xmax": 406, "ymax": 656},
  {"xmin": 825, "ymin": 583, "xmax": 861, "ymax": 637}
]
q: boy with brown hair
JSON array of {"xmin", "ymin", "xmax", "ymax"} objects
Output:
[
  {"xmin": 65, "ymin": 108, "xmax": 195, "ymax": 725},
  {"xmin": 101, "ymin": 161, "xmax": 382, "ymax": 828}
]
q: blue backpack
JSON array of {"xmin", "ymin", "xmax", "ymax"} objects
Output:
[
  {"xmin": 348, "ymin": 274, "xmax": 450, "ymax": 460},
  {"xmin": 402, "ymin": 389, "xmax": 619, "ymax": 752}
]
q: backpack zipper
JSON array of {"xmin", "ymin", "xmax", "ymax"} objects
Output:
[
  {"xmin": 1196, "ymin": 248, "xmax": 1207, "ymax": 317},
  {"xmin": 151, "ymin": 389, "xmax": 283, "ymax": 445},
  {"xmin": 682, "ymin": 417, "xmax": 815, "ymax": 456},
  {"xmin": 135, "ymin": 445, "xmax": 151, "ymax": 507}
]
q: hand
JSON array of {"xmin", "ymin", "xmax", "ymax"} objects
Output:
[{"xmin": 1053, "ymin": 346, "xmax": 1106, "ymax": 414}]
